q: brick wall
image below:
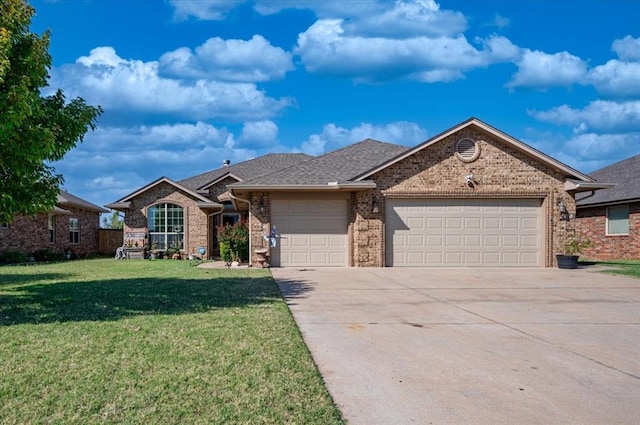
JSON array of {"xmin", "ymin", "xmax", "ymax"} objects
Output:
[
  {"xmin": 575, "ymin": 202, "xmax": 640, "ymax": 260},
  {"xmin": 123, "ymin": 182, "xmax": 209, "ymax": 256},
  {"xmin": 352, "ymin": 126, "xmax": 572, "ymax": 267},
  {"xmin": 0, "ymin": 207, "xmax": 101, "ymax": 257}
]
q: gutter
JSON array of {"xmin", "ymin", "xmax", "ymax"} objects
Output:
[
  {"xmin": 564, "ymin": 179, "xmax": 615, "ymax": 192},
  {"xmin": 229, "ymin": 182, "xmax": 377, "ymax": 191}
]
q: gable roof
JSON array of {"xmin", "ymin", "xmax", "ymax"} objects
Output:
[
  {"xmin": 353, "ymin": 117, "xmax": 594, "ymax": 182},
  {"xmin": 231, "ymin": 139, "xmax": 408, "ymax": 189},
  {"xmin": 178, "ymin": 153, "xmax": 312, "ymax": 191},
  {"xmin": 576, "ymin": 154, "xmax": 640, "ymax": 207},
  {"xmin": 104, "ymin": 176, "xmax": 220, "ymax": 210},
  {"xmin": 58, "ymin": 191, "xmax": 109, "ymax": 213}
]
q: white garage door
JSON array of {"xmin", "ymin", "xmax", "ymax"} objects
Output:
[
  {"xmin": 271, "ymin": 199, "xmax": 348, "ymax": 267},
  {"xmin": 386, "ymin": 199, "xmax": 542, "ymax": 266}
]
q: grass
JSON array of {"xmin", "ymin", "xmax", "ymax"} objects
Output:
[
  {"xmin": 582, "ymin": 259, "xmax": 640, "ymax": 278},
  {"xmin": 0, "ymin": 259, "xmax": 343, "ymax": 424}
]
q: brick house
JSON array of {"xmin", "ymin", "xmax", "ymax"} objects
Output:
[
  {"xmin": 107, "ymin": 118, "xmax": 609, "ymax": 267},
  {"xmin": 575, "ymin": 154, "xmax": 639, "ymax": 260},
  {"xmin": 0, "ymin": 191, "xmax": 108, "ymax": 257}
]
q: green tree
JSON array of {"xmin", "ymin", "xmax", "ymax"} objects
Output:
[
  {"xmin": 0, "ymin": 0, "xmax": 102, "ymax": 223},
  {"xmin": 102, "ymin": 210, "xmax": 123, "ymax": 229}
]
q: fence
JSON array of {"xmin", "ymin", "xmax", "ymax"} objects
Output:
[{"xmin": 98, "ymin": 228, "xmax": 123, "ymax": 255}]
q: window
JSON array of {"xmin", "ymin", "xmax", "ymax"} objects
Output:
[
  {"xmin": 607, "ymin": 205, "xmax": 629, "ymax": 235},
  {"xmin": 48, "ymin": 215, "xmax": 56, "ymax": 243},
  {"xmin": 69, "ymin": 218, "xmax": 79, "ymax": 244},
  {"xmin": 148, "ymin": 203, "xmax": 184, "ymax": 250}
]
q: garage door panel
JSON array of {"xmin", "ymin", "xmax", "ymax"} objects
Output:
[
  {"xmin": 386, "ymin": 198, "xmax": 542, "ymax": 267},
  {"xmin": 272, "ymin": 200, "xmax": 347, "ymax": 267}
]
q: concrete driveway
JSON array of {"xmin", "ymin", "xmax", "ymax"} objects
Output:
[{"xmin": 272, "ymin": 267, "xmax": 640, "ymax": 424}]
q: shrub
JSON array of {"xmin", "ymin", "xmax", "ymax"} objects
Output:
[
  {"xmin": 0, "ymin": 250, "xmax": 28, "ymax": 264},
  {"xmin": 217, "ymin": 221, "xmax": 249, "ymax": 264},
  {"xmin": 33, "ymin": 248, "xmax": 62, "ymax": 262}
]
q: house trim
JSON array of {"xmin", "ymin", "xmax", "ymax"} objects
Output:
[{"xmin": 354, "ymin": 117, "xmax": 594, "ymax": 182}]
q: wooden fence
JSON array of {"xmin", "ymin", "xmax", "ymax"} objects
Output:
[{"xmin": 98, "ymin": 228, "xmax": 123, "ymax": 255}]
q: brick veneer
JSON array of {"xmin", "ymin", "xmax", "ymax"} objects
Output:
[
  {"xmin": 244, "ymin": 127, "xmax": 576, "ymax": 268},
  {"xmin": 575, "ymin": 202, "xmax": 640, "ymax": 260},
  {"xmin": 0, "ymin": 206, "xmax": 101, "ymax": 257},
  {"xmin": 123, "ymin": 182, "xmax": 209, "ymax": 256},
  {"xmin": 352, "ymin": 127, "xmax": 573, "ymax": 267}
]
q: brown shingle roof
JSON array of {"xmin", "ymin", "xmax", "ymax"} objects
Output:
[
  {"xmin": 576, "ymin": 154, "xmax": 640, "ymax": 207},
  {"xmin": 58, "ymin": 191, "xmax": 109, "ymax": 213},
  {"xmin": 178, "ymin": 153, "xmax": 313, "ymax": 190},
  {"xmin": 233, "ymin": 139, "xmax": 408, "ymax": 186}
]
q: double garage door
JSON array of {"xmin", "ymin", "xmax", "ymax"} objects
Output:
[
  {"xmin": 386, "ymin": 198, "xmax": 542, "ymax": 266},
  {"xmin": 271, "ymin": 199, "xmax": 348, "ymax": 267}
]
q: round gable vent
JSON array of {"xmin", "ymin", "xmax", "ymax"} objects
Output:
[{"xmin": 455, "ymin": 139, "xmax": 480, "ymax": 162}]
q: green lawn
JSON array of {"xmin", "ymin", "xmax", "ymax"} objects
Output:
[
  {"xmin": 583, "ymin": 259, "xmax": 640, "ymax": 278},
  {"xmin": 0, "ymin": 259, "xmax": 343, "ymax": 424}
]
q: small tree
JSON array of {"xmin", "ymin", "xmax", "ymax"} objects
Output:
[
  {"xmin": 217, "ymin": 221, "xmax": 249, "ymax": 265},
  {"xmin": 0, "ymin": 0, "xmax": 102, "ymax": 223},
  {"xmin": 102, "ymin": 210, "xmax": 123, "ymax": 229}
]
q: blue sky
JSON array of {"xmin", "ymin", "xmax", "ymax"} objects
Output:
[{"xmin": 29, "ymin": 0, "xmax": 639, "ymax": 211}]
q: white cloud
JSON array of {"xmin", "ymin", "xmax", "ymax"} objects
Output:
[
  {"xmin": 168, "ymin": 0, "xmax": 245, "ymax": 20},
  {"xmin": 300, "ymin": 121, "xmax": 427, "ymax": 155},
  {"xmin": 506, "ymin": 49, "xmax": 588, "ymax": 89},
  {"xmin": 342, "ymin": 0, "xmax": 467, "ymax": 38},
  {"xmin": 239, "ymin": 120, "xmax": 279, "ymax": 147},
  {"xmin": 253, "ymin": 0, "xmax": 385, "ymax": 18},
  {"xmin": 529, "ymin": 100, "xmax": 640, "ymax": 133},
  {"xmin": 587, "ymin": 60, "xmax": 640, "ymax": 98},
  {"xmin": 50, "ymin": 47, "xmax": 292, "ymax": 121},
  {"xmin": 295, "ymin": 19, "xmax": 517, "ymax": 83},
  {"xmin": 612, "ymin": 35, "xmax": 640, "ymax": 62},
  {"xmin": 490, "ymin": 14, "xmax": 510, "ymax": 29},
  {"xmin": 159, "ymin": 35, "xmax": 294, "ymax": 82},
  {"xmin": 566, "ymin": 132, "xmax": 640, "ymax": 162}
]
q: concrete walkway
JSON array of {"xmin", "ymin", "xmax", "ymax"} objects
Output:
[{"xmin": 273, "ymin": 267, "xmax": 640, "ymax": 424}]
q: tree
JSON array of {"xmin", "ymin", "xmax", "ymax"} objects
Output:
[
  {"xmin": 102, "ymin": 210, "xmax": 124, "ymax": 229},
  {"xmin": 0, "ymin": 0, "xmax": 102, "ymax": 223}
]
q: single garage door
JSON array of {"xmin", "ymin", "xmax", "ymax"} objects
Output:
[
  {"xmin": 271, "ymin": 199, "xmax": 348, "ymax": 267},
  {"xmin": 386, "ymin": 198, "xmax": 542, "ymax": 266}
]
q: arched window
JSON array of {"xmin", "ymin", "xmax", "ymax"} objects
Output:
[{"xmin": 148, "ymin": 203, "xmax": 184, "ymax": 250}]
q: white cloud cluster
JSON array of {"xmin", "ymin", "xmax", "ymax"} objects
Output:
[
  {"xmin": 506, "ymin": 50, "xmax": 587, "ymax": 89},
  {"xmin": 168, "ymin": 0, "xmax": 245, "ymax": 20},
  {"xmin": 51, "ymin": 47, "xmax": 292, "ymax": 121},
  {"xmin": 295, "ymin": 18, "xmax": 518, "ymax": 83},
  {"xmin": 529, "ymin": 100, "xmax": 640, "ymax": 134},
  {"xmin": 159, "ymin": 35, "xmax": 294, "ymax": 82},
  {"xmin": 300, "ymin": 121, "xmax": 427, "ymax": 155},
  {"xmin": 239, "ymin": 120, "xmax": 279, "ymax": 148}
]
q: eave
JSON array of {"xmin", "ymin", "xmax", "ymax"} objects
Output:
[{"xmin": 564, "ymin": 179, "xmax": 616, "ymax": 193}]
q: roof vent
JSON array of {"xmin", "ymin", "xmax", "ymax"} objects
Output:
[
  {"xmin": 223, "ymin": 159, "xmax": 231, "ymax": 167},
  {"xmin": 455, "ymin": 139, "xmax": 480, "ymax": 163}
]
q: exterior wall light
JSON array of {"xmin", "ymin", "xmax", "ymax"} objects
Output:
[
  {"xmin": 372, "ymin": 197, "xmax": 379, "ymax": 213},
  {"xmin": 557, "ymin": 197, "xmax": 570, "ymax": 221},
  {"xmin": 258, "ymin": 195, "xmax": 265, "ymax": 214}
]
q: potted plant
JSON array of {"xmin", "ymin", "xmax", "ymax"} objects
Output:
[{"xmin": 556, "ymin": 238, "xmax": 591, "ymax": 269}]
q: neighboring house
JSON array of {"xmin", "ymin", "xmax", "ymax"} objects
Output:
[
  {"xmin": 107, "ymin": 118, "xmax": 609, "ymax": 267},
  {"xmin": 575, "ymin": 154, "xmax": 639, "ymax": 260},
  {"xmin": 0, "ymin": 191, "xmax": 109, "ymax": 257}
]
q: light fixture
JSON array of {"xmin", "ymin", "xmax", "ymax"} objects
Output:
[
  {"xmin": 258, "ymin": 194, "xmax": 265, "ymax": 214},
  {"xmin": 372, "ymin": 196, "xmax": 379, "ymax": 213},
  {"xmin": 557, "ymin": 197, "xmax": 570, "ymax": 221}
]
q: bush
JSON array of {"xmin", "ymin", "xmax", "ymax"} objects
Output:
[
  {"xmin": 33, "ymin": 248, "xmax": 62, "ymax": 262},
  {"xmin": 0, "ymin": 250, "xmax": 28, "ymax": 264},
  {"xmin": 217, "ymin": 222, "xmax": 249, "ymax": 263},
  {"xmin": 219, "ymin": 241, "xmax": 233, "ymax": 264}
]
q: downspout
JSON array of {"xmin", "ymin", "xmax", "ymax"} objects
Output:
[{"xmin": 228, "ymin": 190, "xmax": 252, "ymax": 265}]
